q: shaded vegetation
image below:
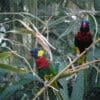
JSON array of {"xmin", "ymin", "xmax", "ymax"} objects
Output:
[{"xmin": 0, "ymin": 0, "xmax": 100, "ymax": 100}]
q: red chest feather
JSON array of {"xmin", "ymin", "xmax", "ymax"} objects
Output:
[
  {"xmin": 36, "ymin": 57, "xmax": 49, "ymax": 69},
  {"xmin": 76, "ymin": 32, "xmax": 92, "ymax": 42}
]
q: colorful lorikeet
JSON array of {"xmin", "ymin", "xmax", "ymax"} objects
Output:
[
  {"xmin": 30, "ymin": 48, "xmax": 63, "ymax": 99},
  {"xmin": 74, "ymin": 20, "xmax": 93, "ymax": 64},
  {"xmin": 30, "ymin": 48, "xmax": 57, "ymax": 79}
]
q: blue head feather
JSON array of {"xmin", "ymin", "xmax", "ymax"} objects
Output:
[
  {"xmin": 80, "ymin": 20, "xmax": 90, "ymax": 33},
  {"xmin": 81, "ymin": 20, "xmax": 89, "ymax": 28},
  {"xmin": 30, "ymin": 48, "xmax": 40, "ymax": 59}
]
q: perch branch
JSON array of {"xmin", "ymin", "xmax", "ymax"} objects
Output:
[{"xmin": 59, "ymin": 59, "xmax": 100, "ymax": 79}]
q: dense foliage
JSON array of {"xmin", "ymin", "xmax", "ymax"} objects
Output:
[{"xmin": 0, "ymin": 0, "xmax": 100, "ymax": 100}]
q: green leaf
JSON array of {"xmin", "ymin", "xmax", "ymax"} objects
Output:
[
  {"xmin": 0, "ymin": 63, "xmax": 28, "ymax": 74},
  {"xmin": 0, "ymin": 52, "xmax": 12, "ymax": 59},
  {"xmin": 0, "ymin": 78, "xmax": 33, "ymax": 100}
]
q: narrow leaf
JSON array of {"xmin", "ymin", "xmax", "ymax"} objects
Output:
[
  {"xmin": 0, "ymin": 63, "xmax": 28, "ymax": 74},
  {"xmin": 0, "ymin": 52, "xmax": 12, "ymax": 59}
]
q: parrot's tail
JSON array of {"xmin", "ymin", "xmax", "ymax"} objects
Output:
[
  {"xmin": 76, "ymin": 47, "xmax": 86, "ymax": 65},
  {"xmin": 77, "ymin": 55, "xmax": 86, "ymax": 65}
]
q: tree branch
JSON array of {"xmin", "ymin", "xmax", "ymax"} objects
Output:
[{"xmin": 59, "ymin": 59, "xmax": 100, "ymax": 79}]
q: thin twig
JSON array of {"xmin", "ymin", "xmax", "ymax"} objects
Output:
[
  {"xmin": 3, "ymin": 38, "xmax": 31, "ymax": 51},
  {"xmin": 60, "ymin": 59, "xmax": 100, "ymax": 79},
  {"xmin": 0, "ymin": 12, "xmax": 44, "ymax": 24},
  {"xmin": 92, "ymin": 64, "xmax": 100, "ymax": 73}
]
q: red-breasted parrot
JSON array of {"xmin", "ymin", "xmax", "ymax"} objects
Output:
[
  {"xmin": 67, "ymin": 20, "xmax": 93, "ymax": 98},
  {"xmin": 74, "ymin": 20, "xmax": 93, "ymax": 64},
  {"xmin": 30, "ymin": 48, "xmax": 63, "ymax": 99}
]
